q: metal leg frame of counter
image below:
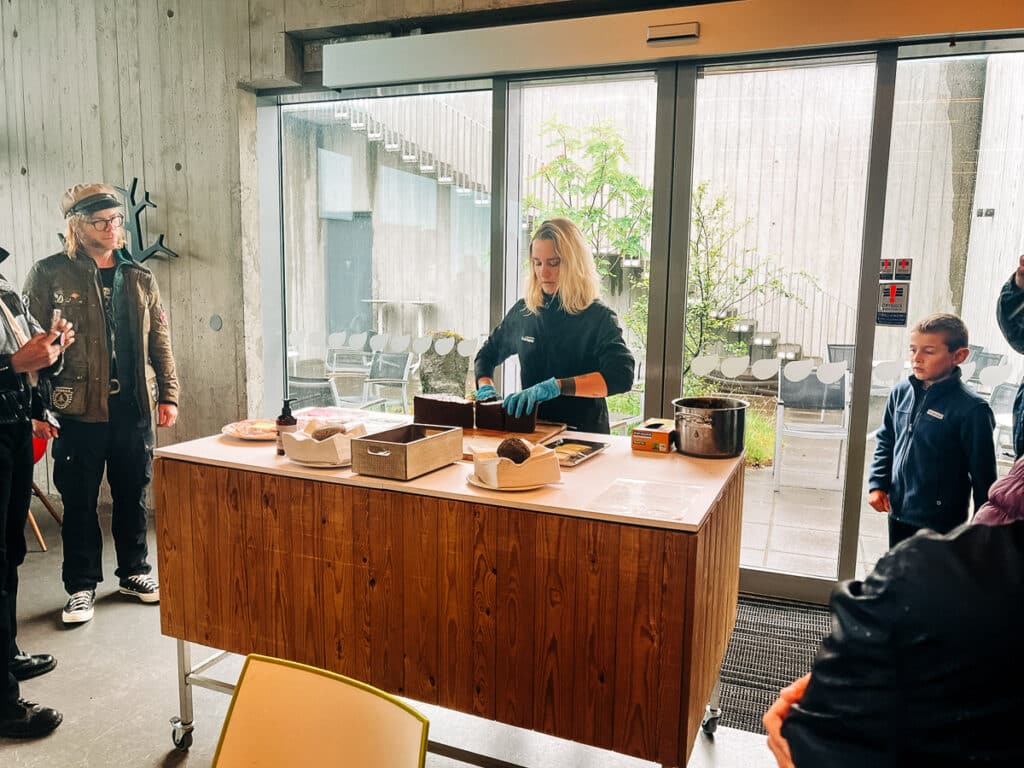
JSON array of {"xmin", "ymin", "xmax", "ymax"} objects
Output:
[{"xmin": 166, "ymin": 638, "xmax": 719, "ymax": 767}]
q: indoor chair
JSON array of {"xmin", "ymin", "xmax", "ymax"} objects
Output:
[{"xmin": 212, "ymin": 654, "xmax": 429, "ymax": 768}]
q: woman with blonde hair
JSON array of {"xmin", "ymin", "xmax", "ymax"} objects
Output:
[{"xmin": 474, "ymin": 217, "xmax": 634, "ymax": 434}]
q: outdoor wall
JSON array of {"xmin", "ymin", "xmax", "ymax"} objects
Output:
[{"xmin": 961, "ymin": 53, "xmax": 1024, "ymax": 371}]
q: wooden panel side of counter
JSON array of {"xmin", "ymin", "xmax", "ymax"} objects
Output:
[
  {"xmin": 680, "ymin": 461, "xmax": 745, "ymax": 755},
  {"xmin": 154, "ymin": 458, "xmax": 728, "ymax": 767}
]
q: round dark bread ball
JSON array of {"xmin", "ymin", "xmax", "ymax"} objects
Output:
[
  {"xmin": 496, "ymin": 437, "xmax": 532, "ymax": 464},
  {"xmin": 312, "ymin": 426, "xmax": 343, "ymax": 441}
]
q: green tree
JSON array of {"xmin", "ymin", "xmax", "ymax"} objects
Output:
[
  {"xmin": 680, "ymin": 181, "xmax": 804, "ymax": 377},
  {"xmin": 523, "ymin": 120, "xmax": 652, "ymax": 281},
  {"xmin": 524, "ymin": 121, "xmax": 806, "ymax": 398}
]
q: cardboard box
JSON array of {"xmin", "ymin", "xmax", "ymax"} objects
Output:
[{"xmin": 631, "ymin": 418, "xmax": 676, "ymax": 453}]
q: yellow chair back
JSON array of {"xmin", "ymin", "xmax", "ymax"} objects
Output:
[{"xmin": 213, "ymin": 655, "xmax": 429, "ymax": 767}]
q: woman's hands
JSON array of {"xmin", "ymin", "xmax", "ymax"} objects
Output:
[{"xmin": 504, "ymin": 377, "xmax": 560, "ymax": 417}]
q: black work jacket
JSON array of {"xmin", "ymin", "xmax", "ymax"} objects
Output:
[
  {"xmin": 996, "ymin": 274, "xmax": 1024, "ymax": 457},
  {"xmin": 783, "ymin": 521, "xmax": 1024, "ymax": 767},
  {"xmin": 474, "ymin": 295, "xmax": 634, "ymax": 433},
  {"xmin": 868, "ymin": 369, "xmax": 995, "ymax": 532},
  {"xmin": 0, "ymin": 275, "xmax": 54, "ymax": 424}
]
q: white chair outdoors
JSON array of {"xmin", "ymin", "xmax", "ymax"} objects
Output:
[
  {"xmin": 751, "ymin": 357, "xmax": 780, "ymax": 380},
  {"xmin": 434, "ymin": 336, "xmax": 455, "ymax": 356},
  {"xmin": 287, "ymin": 376, "xmax": 337, "ymax": 410},
  {"xmin": 369, "ymin": 333, "xmax": 389, "ymax": 352},
  {"xmin": 773, "ymin": 361, "xmax": 850, "ymax": 492},
  {"xmin": 334, "ymin": 351, "xmax": 418, "ymax": 413},
  {"xmin": 989, "ymin": 382, "xmax": 1017, "ymax": 461},
  {"xmin": 719, "ymin": 355, "xmax": 749, "ymax": 379},
  {"xmin": 967, "ymin": 351, "xmax": 1005, "ymax": 387},
  {"xmin": 328, "ymin": 377, "xmax": 386, "ymax": 411},
  {"xmin": 689, "ymin": 355, "xmax": 719, "ymax": 377},
  {"xmin": 978, "ymin": 364, "xmax": 1011, "ymax": 393},
  {"xmin": 959, "ymin": 361, "xmax": 977, "ymax": 383},
  {"xmin": 871, "ymin": 359, "xmax": 904, "ymax": 396}
]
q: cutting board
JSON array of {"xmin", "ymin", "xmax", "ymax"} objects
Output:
[{"xmin": 462, "ymin": 421, "xmax": 567, "ymax": 460}]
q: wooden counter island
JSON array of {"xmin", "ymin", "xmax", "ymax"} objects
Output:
[{"xmin": 154, "ymin": 433, "xmax": 743, "ymax": 767}]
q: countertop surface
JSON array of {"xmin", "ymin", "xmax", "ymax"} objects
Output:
[{"xmin": 155, "ymin": 429, "xmax": 742, "ymax": 532}]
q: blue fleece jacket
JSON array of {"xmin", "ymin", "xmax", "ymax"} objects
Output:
[{"xmin": 868, "ymin": 368, "xmax": 996, "ymax": 532}]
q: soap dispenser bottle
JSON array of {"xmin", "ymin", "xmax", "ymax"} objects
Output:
[{"xmin": 276, "ymin": 398, "xmax": 297, "ymax": 456}]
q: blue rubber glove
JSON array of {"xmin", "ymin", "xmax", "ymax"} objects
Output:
[
  {"xmin": 476, "ymin": 384, "xmax": 498, "ymax": 402},
  {"xmin": 504, "ymin": 377, "xmax": 560, "ymax": 418}
]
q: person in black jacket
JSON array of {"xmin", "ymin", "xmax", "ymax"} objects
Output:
[
  {"xmin": 867, "ymin": 313, "xmax": 996, "ymax": 548},
  {"xmin": 763, "ymin": 466, "xmax": 1024, "ymax": 768},
  {"xmin": 995, "ymin": 253, "xmax": 1024, "ymax": 458},
  {"xmin": 473, "ymin": 218, "xmax": 635, "ymax": 434},
  {"xmin": 0, "ymin": 246, "xmax": 75, "ymax": 739}
]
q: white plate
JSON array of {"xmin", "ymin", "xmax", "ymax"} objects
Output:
[
  {"xmin": 288, "ymin": 456, "xmax": 352, "ymax": 469},
  {"xmin": 465, "ymin": 472, "xmax": 550, "ymax": 492},
  {"xmin": 221, "ymin": 420, "xmax": 278, "ymax": 441}
]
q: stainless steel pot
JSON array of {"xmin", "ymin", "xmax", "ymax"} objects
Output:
[{"xmin": 672, "ymin": 396, "xmax": 748, "ymax": 458}]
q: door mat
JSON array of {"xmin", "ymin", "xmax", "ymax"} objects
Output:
[{"xmin": 717, "ymin": 595, "xmax": 831, "ymax": 734}]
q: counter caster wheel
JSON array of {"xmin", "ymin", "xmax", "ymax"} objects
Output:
[
  {"xmin": 171, "ymin": 716, "xmax": 194, "ymax": 751},
  {"xmin": 701, "ymin": 704, "xmax": 722, "ymax": 736}
]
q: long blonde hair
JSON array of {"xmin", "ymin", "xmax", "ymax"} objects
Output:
[
  {"xmin": 524, "ymin": 218, "xmax": 600, "ymax": 314},
  {"xmin": 64, "ymin": 212, "xmax": 126, "ymax": 259}
]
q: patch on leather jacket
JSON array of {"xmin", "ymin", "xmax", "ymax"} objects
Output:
[{"xmin": 52, "ymin": 387, "xmax": 74, "ymax": 410}]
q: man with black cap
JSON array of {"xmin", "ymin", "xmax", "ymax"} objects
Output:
[
  {"xmin": 0, "ymin": 244, "xmax": 73, "ymax": 738},
  {"xmin": 24, "ymin": 183, "xmax": 179, "ymax": 626}
]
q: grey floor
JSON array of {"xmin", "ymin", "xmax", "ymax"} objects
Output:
[{"xmin": 4, "ymin": 504, "xmax": 777, "ymax": 768}]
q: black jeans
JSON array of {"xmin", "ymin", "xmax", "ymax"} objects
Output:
[
  {"xmin": 0, "ymin": 422, "xmax": 33, "ymax": 708},
  {"xmin": 888, "ymin": 517, "xmax": 923, "ymax": 549},
  {"xmin": 53, "ymin": 395, "xmax": 153, "ymax": 594}
]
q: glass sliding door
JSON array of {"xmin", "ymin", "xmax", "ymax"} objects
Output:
[
  {"xmin": 280, "ymin": 90, "xmax": 492, "ymax": 411},
  {"xmin": 855, "ymin": 51, "xmax": 1024, "ymax": 577},
  {"xmin": 504, "ymin": 74, "xmax": 658, "ymax": 424},
  {"xmin": 680, "ymin": 57, "xmax": 877, "ymax": 580}
]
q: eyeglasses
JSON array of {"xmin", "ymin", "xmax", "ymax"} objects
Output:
[{"xmin": 85, "ymin": 214, "xmax": 125, "ymax": 232}]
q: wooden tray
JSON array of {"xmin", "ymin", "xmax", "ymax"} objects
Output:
[
  {"xmin": 352, "ymin": 424, "xmax": 464, "ymax": 480},
  {"xmin": 461, "ymin": 421, "xmax": 566, "ymax": 460}
]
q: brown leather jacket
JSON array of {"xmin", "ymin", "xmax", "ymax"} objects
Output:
[{"xmin": 23, "ymin": 248, "xmax": 178, "ymax": 423}]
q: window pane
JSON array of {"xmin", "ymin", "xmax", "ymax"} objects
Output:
[
  {"xmin": 684, "ymin": 58, "xmax": 875, "ymax": 579},
  {"xmin": 510, "ymin": 74, "xmax": 657, "ymax": 428},
  {"xmin": 857, "ymin": 52, "xmax": 1024, "ymax": 577},
  {"xmin": 281, "ymin": 92, "xmax": 492, "ymax": 411}
]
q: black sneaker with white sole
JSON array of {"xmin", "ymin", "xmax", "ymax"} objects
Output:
[
  {"xmin": 61, "ymin": 590, "xmax": 95, "ymax": 624},
  {"xmin": 119, "ymin": 574, "xmax": 160, "ymax": 603}
]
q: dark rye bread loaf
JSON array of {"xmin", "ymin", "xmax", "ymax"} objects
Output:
[
  {"xmin": 413, "ymin": 394, "xmax": 474, "ymax": 428},
  {"xmin": 475, "ymin": 400, "xmax": 537, "ymax": 433}
]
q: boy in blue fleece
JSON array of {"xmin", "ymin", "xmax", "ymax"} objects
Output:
[{"xmin": 868, "ymin": 313, "xmax": 996, "ymax": 548}]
